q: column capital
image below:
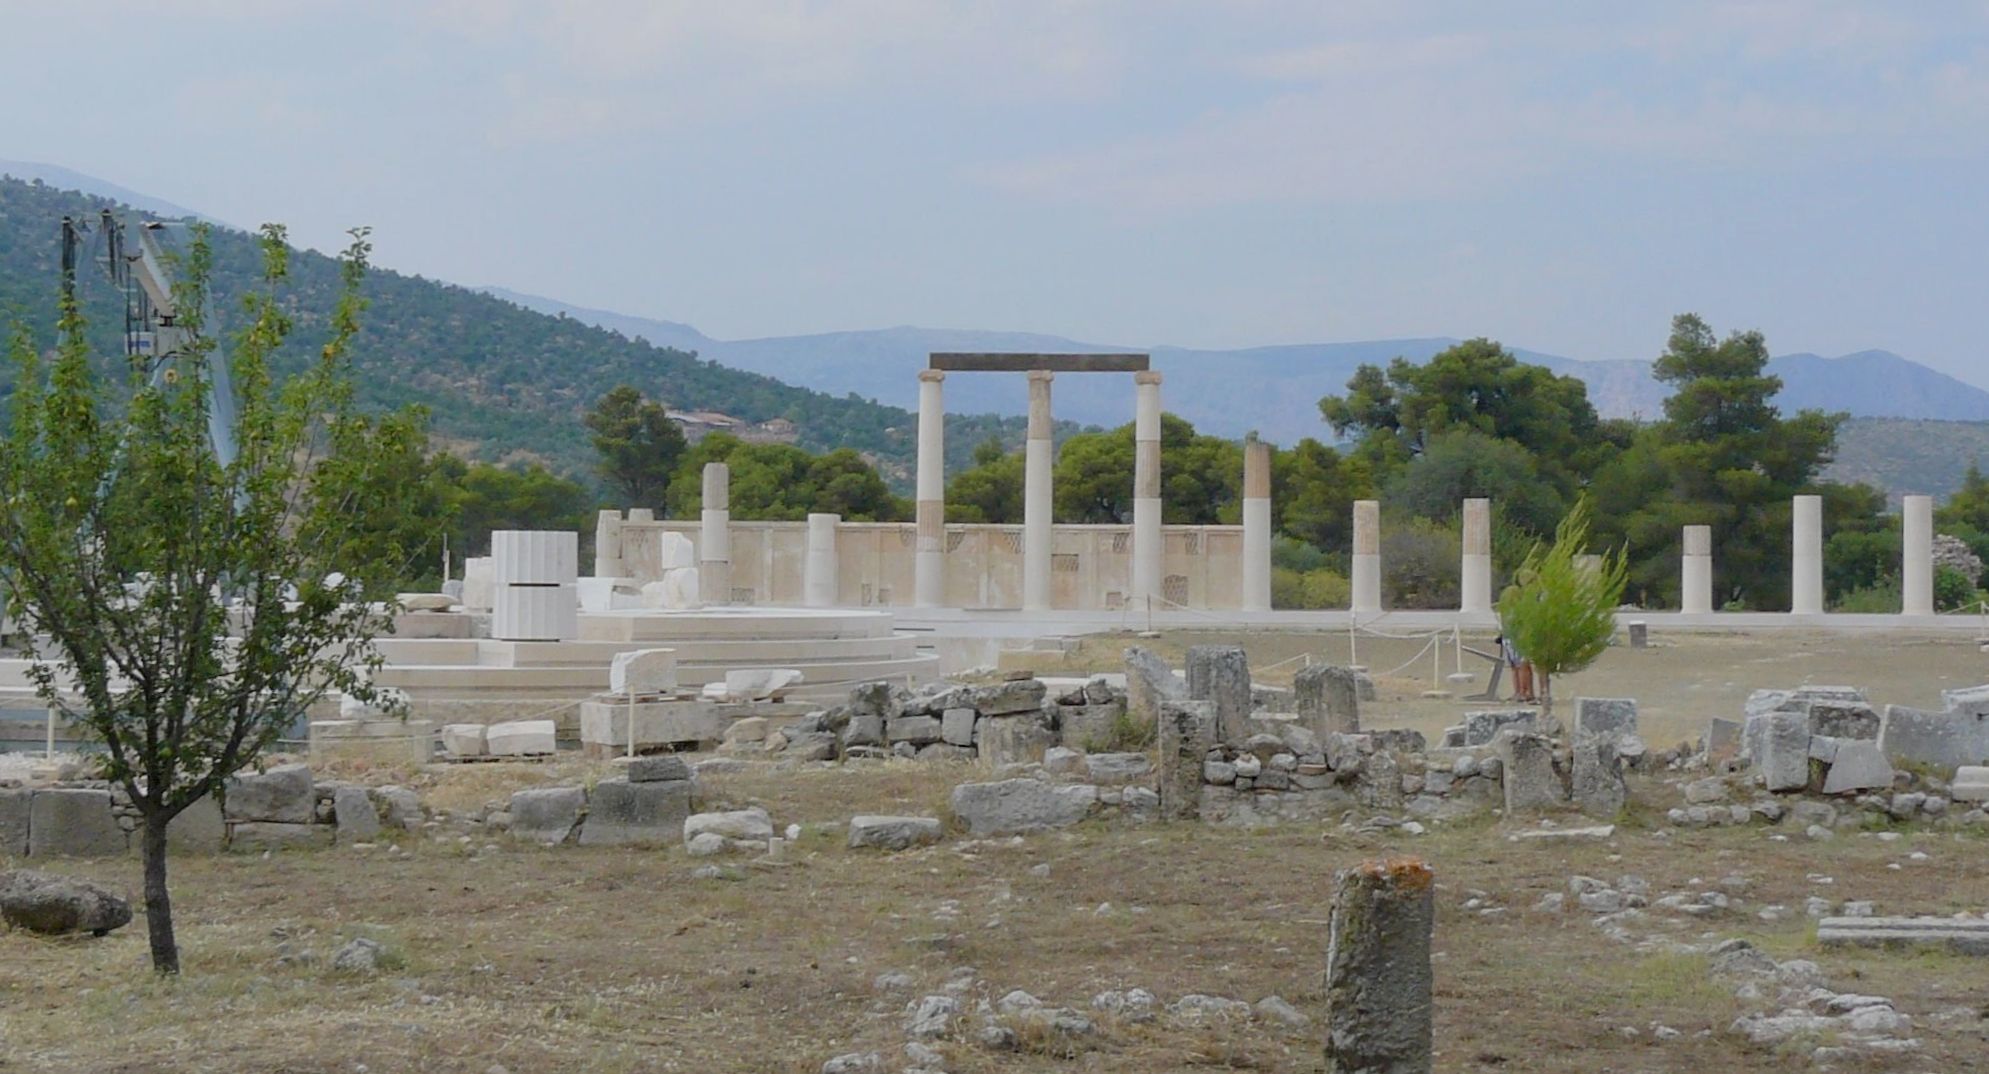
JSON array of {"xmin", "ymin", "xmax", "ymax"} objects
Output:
[
  {"xmin": 1134, "ymin": 370, "xmax": 1163, "ymax": 387},
  {"xmin": 1027, "ymin": 368, "xmax": 1055, "ymax": 384},
  {"xmin": 918, "ymin": 368, "xmax": 946, "ymax": 383}
]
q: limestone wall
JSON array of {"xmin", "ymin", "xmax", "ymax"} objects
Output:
[{"xmin": 624, "ymin": 519, "xmax": 1246, "ymax": 610}]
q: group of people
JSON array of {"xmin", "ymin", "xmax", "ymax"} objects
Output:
[{"xmin": 1497, "ymin": 632, "xmax": 1539, "ymax": 704}]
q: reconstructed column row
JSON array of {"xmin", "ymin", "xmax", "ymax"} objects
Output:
[
  {"xmin": 914, "ymin": 370, "xmax": 947, "ymax": 608},
  {"xmin": 1902, "ymin": 493, "xmax": 1933, "ymax": 617},
  {"xmin": 699, "ymin": 462, "xmax": 730, "ymax": 605},
  {"xmin": 1351, "ymin": 500, "xmax": 1382, "ymax": 615},
  {"xmin": 1459, "ymin": 498, "xmax": 1491, "ymax": 614},
  {"xmin": 1681, "ymin": 524, "xmax": 1713, "ymax": 615},
  {"xmin": 1792, "ymin": 494, "xmax": 1824, "ymax": 615}
]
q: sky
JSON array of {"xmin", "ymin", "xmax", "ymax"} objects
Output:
[{"xmin": 4, "ymin": 1, "xmax": 1988, "ymax": 383}]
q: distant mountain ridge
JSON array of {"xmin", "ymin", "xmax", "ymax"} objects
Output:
[{"xmin": 484, "ymin": 288, "xmax": 1989, "ymax": 444}]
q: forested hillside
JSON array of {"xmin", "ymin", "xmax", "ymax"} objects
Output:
[{"xmin": 0, "ymin": 175, "xmax": 1034, "ymax": 485}]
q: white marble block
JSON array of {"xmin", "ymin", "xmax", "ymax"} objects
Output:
[
  {"xmin": 491, "ymin": 530, "xmax": 579, "ymax": 641},
  {"xmin": 610, "ymin": 648, "xmax": 679, "ymax": 697},
  {"xmin": 487, "ymin": 719, "xmax": 557, "ymax": 756},
  {"xmin": 462, "ymin": 557, "xmax": 495, "ymax": 611},
  {"xmin": 441, "ymin": 723, "xmax": 489, "ymax": 757}
]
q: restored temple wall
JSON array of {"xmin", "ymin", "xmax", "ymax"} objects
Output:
[{"xmin": 623, "ymin": 520, "xmax": 1245, "ymax": 610}]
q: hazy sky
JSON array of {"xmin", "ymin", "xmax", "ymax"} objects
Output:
[{"xmin": 5, "ymin": 1, "xmax": 1988, "ymax": 382}]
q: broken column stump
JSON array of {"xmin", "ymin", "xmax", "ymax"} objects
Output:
[
  {"xmin": 1324, "ymin": 858, "xmax": 1435, "ymax": 1074},
  {"xmin": 1157, "ymin": 698, "xmax": 1215, "ymax": 823}
]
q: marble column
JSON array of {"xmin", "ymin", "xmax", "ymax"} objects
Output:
[
  {"xmin": 1023, "ymin": 370, "xmax": 1055, "ymax": 612},
  {"xmin": 1459, "ymin": 498, "xmax": 1492, "ymax": 614},
  {"xmin": 699, "ymin": 462, "xmax": 731, "ymax": 605},
  {"xmin": 914, "ymin": 369, "xmax": 947, "ymax": 608},
  {"xmin": 1351, "ymin": 500, "xmax": 1381, "ymax": 614},
  {"xmin": 593, "ymin": 509, "xmax": 624, "ymax": 578},
  {"xmin": 804, "ymin": 512, "xmax": 840, "ymax": 608},
  {"xmin": 1132, "ymin": 371, "xmax": 1164, "ymax": 611},
  {"xmin": 491, "ymin": 530, "xmax": 578, "ymax": 642},
  {"xmin": 1681, "ymin": 524, "xmax": 1713, "ymax": 615},
  {"xmin": 1902, "ymin": 494, "xmax": 1934, "ymax": 617},
  {"xmin": 1792, "ymin": 494, "xmax": 1824, "ymax": 615},
  {"xmin": 1241, "ymin": 433, "xmax": 1272, "ymax": 612}
]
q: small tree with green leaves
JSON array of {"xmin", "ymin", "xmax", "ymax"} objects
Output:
[
  {"xmin": 1496, "ymin": 497, "xmax": 1627, "ymax": 713},
  {"xmin": 0, "ymin": 223, "xmax": 423, "ymax": 974},
  {"xmin": 585, "ymin": 385, "xmax": 685, "ymax": 509}
]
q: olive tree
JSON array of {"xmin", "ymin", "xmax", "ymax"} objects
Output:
[
  {"xmin": 0, "ymin": 223, "xmax": 423, "ymax": 974},
  {"xmin": 1495, "ymin": 497, "xmax": 1627, "ymax": 713}
]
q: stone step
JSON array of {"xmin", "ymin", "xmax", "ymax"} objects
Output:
[{"xmin": 1816, "ymin": 916, "xmax": 1989, "ymax": 954}]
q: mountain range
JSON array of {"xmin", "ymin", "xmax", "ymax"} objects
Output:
[
  {"xmin": 7, "ymin": 162, "xmax": 1989, "ymax": 501},
  {"xmin": 483, "ymin": 287, "xmax": 1989, "ymax": 446}
]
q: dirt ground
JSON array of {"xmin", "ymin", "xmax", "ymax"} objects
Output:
[{"xmin": 4, "ymin": 628, "xmax": 1989, "ymax": 1073}]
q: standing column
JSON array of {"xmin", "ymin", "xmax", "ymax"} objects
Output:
[
  {"xmin": 1241, "ymin": 433, "xmax": 1272, "ymax": 612},
  {"xmin": 1459, "ymin": 498, "xmax": 1491, "ymax": 614},
  {"xmin": 1351, "ymin": 500, "xmax": 1381, "ymax": 614},
  {"xmin": 593, "ymin": 509, "xmax": 625, "ymax": 578},
  {"xmin": 804, "ymin": 512, "xmax": 840, "ymax": 608},
  {"xmin": 1792, "ymin": 494, "xmax": 1823, "ymax": 615},
  {"xmin": 699, "ymin": 462, "xmax": 731, "ymax": 605},
  {"xmin": 1022, "ymin": 369, "xmax": 1055, "ymax": 612},
  {"xmin": 1132, "ymin": 371, "xmax": 1164, "ymax": 611},
  {"xmin": 914, "ymin": 369, "xmax": 947, "ymax": 608},
  {"xmin": 1324, "ymin": 859, "xmax": 1435, "ymax": 1074},
  {"xmin": 1902, "ymin": 494, "xmax": 1934, "ymax": 617},
  {"xmin": 1681, "ymin": 524, "xmax": 1713, "ymax": 615}
]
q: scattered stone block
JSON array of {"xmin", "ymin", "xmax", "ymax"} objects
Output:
[
  {"xmin": 1084, "ymin": 752, "xmax": 1152, "ymax": 784},
  {"xmin": 374, "ymin": 785, "xmax": 423, "ymax": 829},
  {"xmin": 886, "ymin": 715, "xmax": 941, "ymax": 745},
  {"xmin": 1159, "ymin": 698, "xmax": 1215, "ymax": 822},
  {"xmin": 487, "ymin": 719, "xmax": 557, "ymax": 757},
  {"xmin": 1187, "ymin": 645, "xmax": 1252, "ymax": 743},
  {"xmin": 1575, "ymin": 697, "xmax": 1637, "ymax": 740},
  {"xmin": 1757, "ymin": 710, "xmax": 1811, "ymax": 792},
  {"xmin": 1821, "ymin": 740, "xmax": 1895, "ymax": 795},
  {"xmin": 1816, "ymin": 916, "xmax": 1989, "ymax": 955},
  {"xmin": 332, "ymin": 786, "xmax": 380, "ymax": 842},
  {"xmin": 623, "ymin": 755, "xmax": 690, "ymax": 783},
  {"xmin": 1043, "ymin": 746, "xmax": 1084, "ymax": 776},
  {"xmin": 967, "ymin": 677, "xmax": 1046, "ymax": 717},
  {"xmin": 223, "ymin": 764, "xmax": 316, "ymax": 824},
  {"xmin": 1463, "ymin": 710, "xmax": 1536, "ymax": 747},
  {"xmin": 579, "ymin": 778, "xmax": 692, "ymax": 847},
  {"xmin": 684, "ymin": 808, "xmax": 773, "ymax": 843},
  {"xmin": 949, "ymin": 779, "xmax": 1097, "ymax": 836},
  {"xmin": 1953, "ymin": 766, "xmax": 1989, "ymax": 802},
  {"xmin": 940, "ymin": 707, "xmax": 977, "ymax": 747},
  {"xmin": 441, "ymin": 724, "xmax": 488, "ymax": 757},
  {"xmin": 165, "ymin": 795, "xmax": 225, "ymax": 854},
  {"xmin": 0, "ymin": 788, "xmax": 29, "ymax": 857},
  {"xmin": 977, "ymin": 713, "xmax": 1055, "ymax": 766},
  {"xmin": 1880, "ymin": 705, "xmax": 1989, "ymax": 770},
  {"xmin": 1706, "ymin": 717, "xmax": 1742, "ymax": 766},
  {"xmin": 1294, "ymin": 664, "xmax": 1361, "ymax": 736},
  {"xmin": 1572, "ymin": 734, "xmax": 1627, "ymax": 817},
  {"xmin": 1507, "ymin": 824, "xmax": 1615, "ymax": 842},
  {"xmin": 1807, "ymin": 700, "xmax": 1880, "ymax": 740},
  {"xmin": 0, "ymin": 870, "xmax": 132, "ymax": 935},
  {"xmin": 723, "ymin": 717, "xmax": 769, "ymax": 746},
  {"xmin": 1494, "ymin": 730, "xmax": 1564, "ymax": 814},
  {"xmin": 28, "ymin": 789, "xmax": 125, "ymax": 857},
  {"xmin": 847, "ymin": 815, "xmax": 942, "ymax": 851},
  {"xmin": 1125, "ymin": 647, "xmax": 1187, "ymax": 728},
  {"xmin": 1324, "ymin": 859, "xmax": 1434, "ymax": 1073},
  {"xmin": 508, "ymin": 786, "xmax": 586, "ymax": 845}
]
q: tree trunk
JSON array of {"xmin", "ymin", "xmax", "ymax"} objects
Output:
[
  {"xmin": 140, "ymin": 812, "xmax": 179, "ymax": 975},
  {"xmin": 1538, "ymin": 671, "xmax": 1553, "ymax": 717}
]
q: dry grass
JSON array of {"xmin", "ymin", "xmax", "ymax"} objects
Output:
[{"xmin": 5, "ymin": 758, "xmax": 1987, "ymax": 1073}]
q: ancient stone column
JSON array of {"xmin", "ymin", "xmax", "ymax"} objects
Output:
[
  {"xmin": 1158, "ymin": 697, "xmax": 1214, "ymax": 822},
  {"xmin": 1132, "ymin": 371, "xmax": 1164, "ymax": 611},
  {"xmin": 1242, "ymin": 433, "xmax": 1272, "ymax": 612},
  {"xmin": 699, "ymin": 463, "xmax": 731, "ymax": 605},
  {"xmin": 1902, "ymin": 493, "xmax": 1934, "ymax": 617},
  {"xmin": 1459, "ymin": 498, "xmax": 1491, "ymax": 615},
  {"xmin": 491, "ymin": 530, "xmax": 578, "ymax": 642},
  {"xmin": 915, "ymin": 369, "xmax": 947, "ymax": 608},
  {"xmin": 593, "ymin": 509, "xmax": 625, "ymax": 578},
  {"xmin": 804, "ymin": 512, "xmax": 840, "ymax": 608},
  {"xmin": 1792, "ymin": 494, "xmax": 1824, "ymax": 616},
  {"xmin": 1324, "ymin": 859, "xmax": 1435, "ymax": 1074},
  {"xmin": 1351, "ymin": 500, "xmax": 1382, "ymax": 614},
  {"xmin": 1023, "ymin": 370, "xmax": 1056, "ymax": 612},
  {"xmin": 1681, "ymin": 524, "xmax": 1713, "ymax": 615},
  {"xmin": 1186, "ymin": 645, "xmax": 1251, "ymax": 743}
]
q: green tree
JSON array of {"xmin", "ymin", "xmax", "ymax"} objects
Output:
[
  {"xmin": 441, "ymin": 456, "xmax": 596, "ymax": 556},
  {"xmin": 1273, "ymin": 438, "xmax": 1373, "ymax": 553},
  {"xmin": 584, "ymin": 385, "xmax": 686, "ymax": 509},
  {"xmin": 946, "ymin": 437, "xmax": 1023, "ymax": 523},
  {"xmin": 1936, "ymin": 462, "xmax": 1989, "ymax": 533},
  {"xmin": 0, "ymin": 225, "xmax": 419, "ymax": 974},
  {"xmin": 1496, "ymin": 498, "xmax": 1628, "ymax": 712},
  {"xmin": 1380, "ymin": 429, "xmax": 1565, "ymax": 537},
  {"xmin": 665, "ymin": 433, "xmax": 907, "ymax": 521}
]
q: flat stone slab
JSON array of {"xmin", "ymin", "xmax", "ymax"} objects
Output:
[
  {"xmin": 578, "ymin": 778, "xmax": 691, "ymax": 847},
  {"xmin": 950, "ymin": 779, "xmax": 1097, "ymax": 836},
  {"xmin": 1816, "ymin": 916, "xmax": 1989, "ymax": 955},
  {"xmin": 847, "ymin": 815, "xmax": 943, "ymax": 851},
  {"xmin": 509, "ymin": 786, "xmax": 586, "ymax": 845},
  {"xmin": 1952, "ymin": 766, "xmax": 1989, "ymax": 802},
  {"xmin": 224, "ymin": 764, "xmax": 316, "ymax": 824},
  {"xmin": 1506, "ymin": 824, "xmax": 1616, "ymax": 842}
]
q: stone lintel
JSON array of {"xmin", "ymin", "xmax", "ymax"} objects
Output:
[{"xmin": 930, "ymin": 353, "xmax": 1150, "ymax": 373}]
